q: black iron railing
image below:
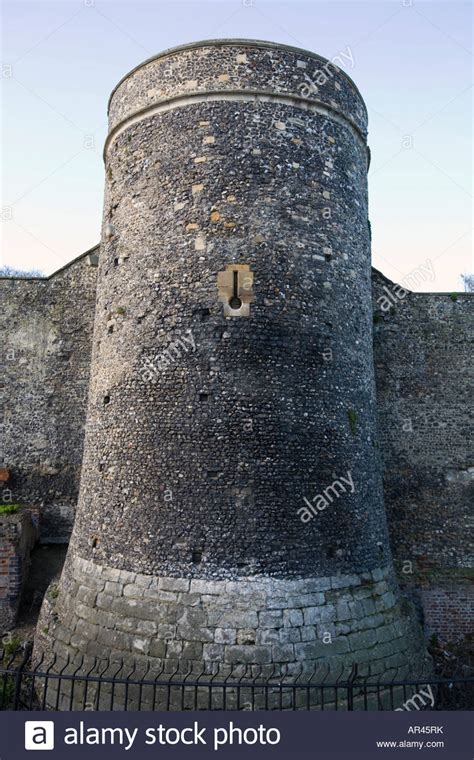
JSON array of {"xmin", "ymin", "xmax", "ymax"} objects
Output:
[{"xmin": 1, "ymin": 645, "xmax": 473, "ymax": 711}]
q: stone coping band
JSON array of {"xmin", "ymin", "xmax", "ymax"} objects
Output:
[
  {"xmin": 107, "ymin": 39, "xmax": 367, "ymax": 117},
  {"xmin": 103, "ymin": 89, "xmax": 369, "ymax": 162}
]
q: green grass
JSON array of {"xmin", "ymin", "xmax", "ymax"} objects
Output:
[
  {"xmin": 0, "ymin": 504, "xmax": 20, "ymax": 515},
  {"xmin": 0, "ymin": 677, "xmax": 15, "ymax": 710},
  {"xmin": 2, "ymin": 636, "xmax": 21, "ymax": 656}
]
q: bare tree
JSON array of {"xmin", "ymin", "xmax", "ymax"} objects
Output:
[{"xmin": 0, "ymin": 265, "xmax": 44, "ymax": 278}]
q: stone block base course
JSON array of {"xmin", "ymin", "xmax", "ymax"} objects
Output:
[{"xmin": 35, "ymin": 556, "xmax": 427, "ymax": 685}]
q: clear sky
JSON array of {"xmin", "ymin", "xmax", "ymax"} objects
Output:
[{"xmin": 1, "ymin": 0, "xmax": 472, "ymax": 290}]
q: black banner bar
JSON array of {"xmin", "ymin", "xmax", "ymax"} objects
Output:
[{"xmin": 1, "ymin": 710, "xmax": 472, "ymax": 759}]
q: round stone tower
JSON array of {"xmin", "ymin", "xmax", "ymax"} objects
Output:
[{"xmin": 36, "ymin": 40, "xmax": 425, "ymax": 682}]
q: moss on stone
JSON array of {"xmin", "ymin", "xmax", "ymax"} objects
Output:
[{"xmin": 347, "ymin": 409, "xmax": 358, "ymax": 436}]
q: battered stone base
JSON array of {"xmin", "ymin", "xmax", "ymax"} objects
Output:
[{"xmin": 35, "ymin": 556, "xmax": 427, "ymax": 700}]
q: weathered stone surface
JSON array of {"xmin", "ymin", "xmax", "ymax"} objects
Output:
[
  {"xmin": 348, "ymin": 629, "xmax": 378, "ymax": 652},
  {"xmin": 215, "ymin": 628, "xmax": 237, "ymax": 645},
  {"xmin": 1, "ymin": 48, "xmax": 470, "ymax": 666},
  {"xmin": 283, "ymin": 609, "xmax": 304, "ymax": 627},
  {"xmin": 35, "ymin": 553, "xmax": 428, "ymax": 686},
  {"xmin": 31, "ymin": 40, "xmax": 431, "ymax": 689},
  {"xmin": 0, "ymin": 253, "xmax": 98, "ymax": 540}
]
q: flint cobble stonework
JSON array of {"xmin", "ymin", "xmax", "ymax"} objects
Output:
[
  {"xmin": 373, "ymin": 270, "xmax": 474, "ymax": 642},
  {"xmin": 0, "ymin": 40, "xmax": 468, "ymax": 674},
  {"xmin": 32, "ymin": 40, "xmax": 431, "ymax": 681},
  {"xmin": 106, "ymin": 40, "xmax": 367, "ymax": 137},
  {"xmin": 0, "ymin": 250, "xmax": 98, "ymax": 540},
  {"xmin": 71, "ymin": 39, "xmax": 384, "ymax": 579}
]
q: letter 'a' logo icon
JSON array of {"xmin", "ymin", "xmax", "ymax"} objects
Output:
[{"xmin": 25, "ymin": 721, "xmax": 55, "ymax": 750}]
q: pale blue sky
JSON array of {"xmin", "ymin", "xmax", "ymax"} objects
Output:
[{"xmin": 1, "ymin": 0, "xmax": 472, "ymax": 290}]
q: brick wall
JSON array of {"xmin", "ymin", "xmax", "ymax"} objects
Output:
[
  {"xmin": 421, "ymin": 583, "xmax": 474, "ymax": 643},
  {"xmin": 0, "ymin": 507, "xmax": 39, "ymax": 633}
]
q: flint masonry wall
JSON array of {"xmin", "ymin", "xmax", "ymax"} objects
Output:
[
  {"xmin": 4, "ymin": 258, "xmax": 469, "ymax": 646},
  {"xmin": 372, "ymin": 270, "xmax": 474, "ymax": 643},
  {"xmin": 2, "ymin": 46, "xmax": 470, "ymax": 656},
  {"xmin": 0, "ymin": 250, "xmax": 98, "ymax": 540},
  {"xmin": 35, "ymin": 40, "xmax": 427, "ymax": 687}
]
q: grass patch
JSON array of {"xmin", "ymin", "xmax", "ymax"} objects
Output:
[
  {"xmin": 0, "ymin": 504, "xmax": 20, "ymax": 515},
  {"xmin": 0, "ymin": 676, "xmax": 15, "ymax": 710},
  {"xmin": 2, "ymin": 636, "xmax": 21, "ymax": 656},
  {"xmin": 48, "ymin": 585, "xmax": 59, "ymax": 600}
]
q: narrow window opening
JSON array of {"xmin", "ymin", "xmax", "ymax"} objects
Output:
[
  {"xmin": 217, "ymin": 263, "xmax": 254, "ymax": 317},
  {"xmin": 229, "ymin": 270, "xmax": 242, "ymax": 309},
  {"xmin": 191, "ymin": 549, "xmax": 202, "ymax": 564}
]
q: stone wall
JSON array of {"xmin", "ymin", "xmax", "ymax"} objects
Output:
[
  {"xmin": 34, "ymin": 39, "xmax": 428, "ymax": 681},
  {"xmin": 0, "ymin": 506, "xmax": 39, "ymax": 633},
  {"xmin": 74, "ymin": 39, "xmax": 388, "ymax": 580},
  {"xmin": 35, "ymin": 554, "xmax": 426, "ymax": 709},
  {"xmin": 1, "ymin": 43, "xmax": 471, "ymax": 657},
  {"xmin": 0, "ymin": 249, "xmax": 98, "ymax": 541},
  {"xmin": 372, "ymin": 269, "xmax": 473, "ymax": 642}
]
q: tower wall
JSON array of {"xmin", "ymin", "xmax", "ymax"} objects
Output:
[{"xmin": 36, "ymin": 41, "xmax": 426, "ymax": 684}]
